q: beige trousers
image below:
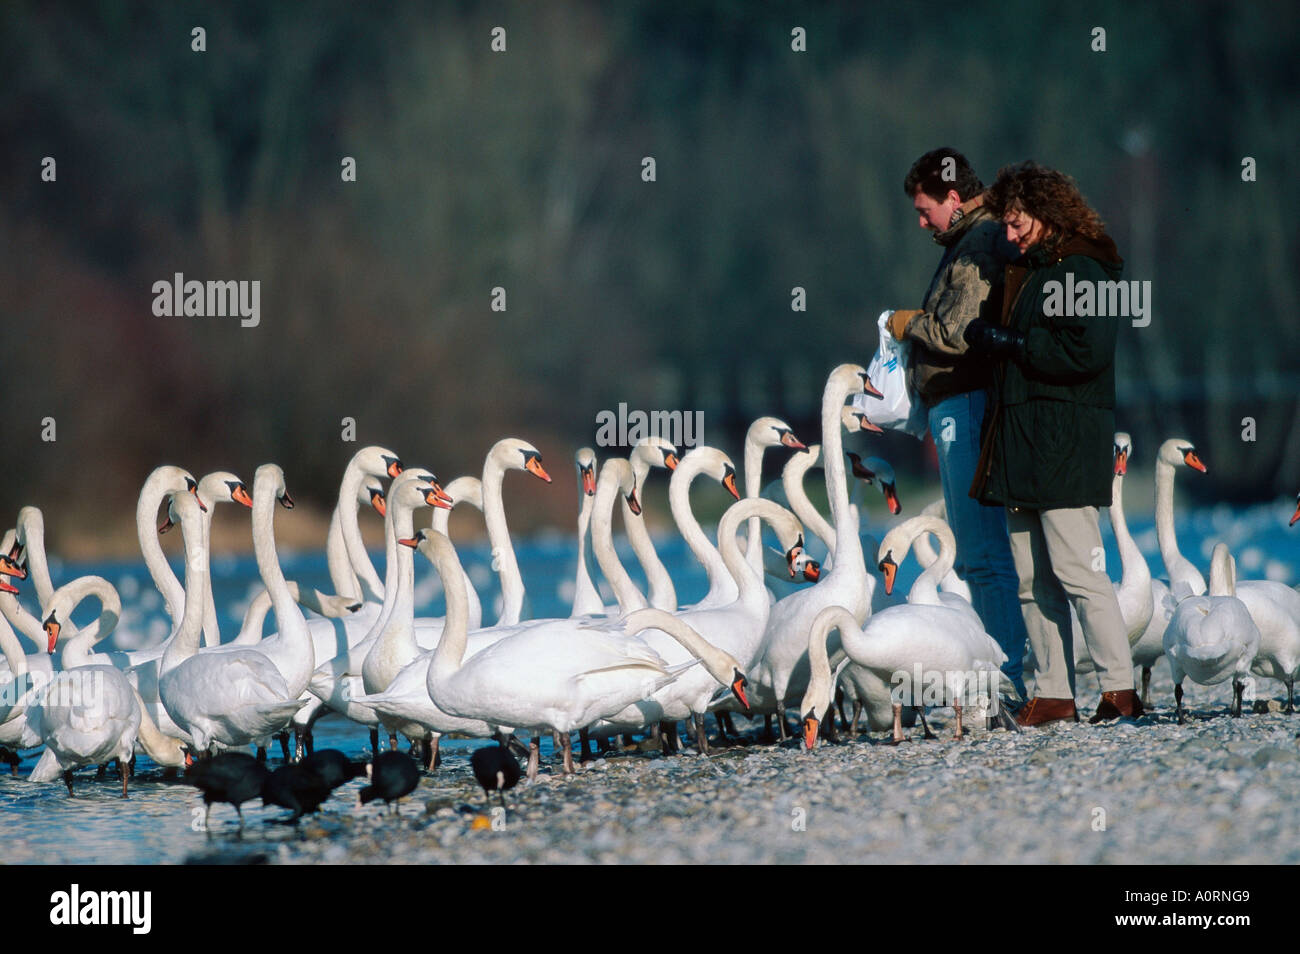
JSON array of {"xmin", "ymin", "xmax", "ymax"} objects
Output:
[{"xmin": 1007, "ymin": 506, "xmax": 1134, "ymax": 698}]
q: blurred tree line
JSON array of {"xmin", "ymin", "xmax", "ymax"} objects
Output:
[{"xmin": 1, "ymin": 0, "xmax": 1297, "ymax": 550}]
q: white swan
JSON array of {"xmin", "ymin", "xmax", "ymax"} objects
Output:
[
  {"xmin": 29, "ymin": 575, "xmax": 187, "ymax": 793},
  {"xmin": 1236, "ymin": 577, "xmax": 1300, "ymax": 713},
  {"xmin": 158, "ymin": 487, "xmax": 307, "ymax": 754},
  {"xmin": 420, "ymin": 531, "xmax": 702, "ymax": 779},
  {"xmin": 624, "ymin": 437, "xmax": 681, "ymax": 612},
  {"xmin": 324, "ymin": 446, "xmax": 404, "ymax": 605},
  {"xmin": 798, "ymin": 603, "xmax": 1008, "ymax": 747},
  {"xmin": 742, "ymin": 417, "xmax": 807, "ymax": 579},
  {"xmin": 592, "ymin": 497, "xmax": 804, "ymax": 752},
  {"xmin": 753, "ymin": 364, "xmax": 878, "ymax": 735},
  {"xmin": 1164, "ymin": 543, "xmax": 1260, "ymax": 721},
  {"xmin": 669, "ymin": 446, "xmax": 742, "ymax": 610},
  {"xmin": 0, "ymin": 555, "xmax": 52, "ymax": 759},
  {"xmin": 569, "ymin": 448, "xmax": 605, "ymax": 617},
  {"xmin": 1154, "ymin": 437, "xmax": 1209, "ymax": 599}
]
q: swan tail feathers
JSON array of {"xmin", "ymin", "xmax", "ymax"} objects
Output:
[{"xmin": 28, "ymin": 747, "xmax": 64, "ymax": 782}]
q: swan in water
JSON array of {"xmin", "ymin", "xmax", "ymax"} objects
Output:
[
  {"xmin": 30, "ymin": 575, "xmax": 188, "ymax": 794},
  {"xmin": 158, "ymin": 477, "xmax": 308, "ymax": 755},
  {"xmin": 1164, "ymin": 543, "xmax": 1260, "ymax": 721}
]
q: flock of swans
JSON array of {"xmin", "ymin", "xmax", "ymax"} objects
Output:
[{"xmin": 2, "ymin": 362, "xmax": 1299, "ymax": 819}]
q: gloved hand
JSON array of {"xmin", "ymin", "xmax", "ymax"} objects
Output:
[
  {"xmin": 887, "ymin": 309, "xmax": 923, "ymax": 341},
  {"xmin": 963, "ymin": 319, "xmax": 1026, "ymax": 360}
]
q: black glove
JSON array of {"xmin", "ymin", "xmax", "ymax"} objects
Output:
[{"xmin": 963, "ymin": 319, "xmax": 1026, "ymax": 360}]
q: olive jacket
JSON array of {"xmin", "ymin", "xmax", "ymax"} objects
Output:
[
  {"xmin": 970, "ymin": 232, "xmax": 1125, "ymax": 510},
  {"xmin": 901, "ymin": 195, "xmax": 1018, "ymax": 405}
]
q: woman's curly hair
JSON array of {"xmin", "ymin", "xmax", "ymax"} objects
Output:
[{"xmin": 984, "ymin": 161, "xmax": 1106, "ymax": 248}]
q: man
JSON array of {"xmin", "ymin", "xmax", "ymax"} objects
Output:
[
  {"xmin": 889, "ymin": 147, "xmax": 1028, "ymax": 702},
  {"xmin": 964, "ymin": 160, "xmax": 1142, "ymax": 726}
]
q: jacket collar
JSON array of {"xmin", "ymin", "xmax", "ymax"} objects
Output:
[{"xmin": 933, "ymin": 193, "xmax": 989, "ymax": 247}]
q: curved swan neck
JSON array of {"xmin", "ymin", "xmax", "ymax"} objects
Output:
[
  {"xmin": 879, "ymin": 515, "xmax": 951, "ymax": 605},
  {"xmin": 716, "ymin": 498, "xmax": 799, "ymax": 606},
  {"xmin": 668, "ymin": 454, "xmax": 731, "ymax": 596},
  {"xmin": 743, "ymin": 433, "xmax": 765, "ymax": 576},
  {"xmin": 623, "ymin": 608, "xmax": 734, "ymax": 683},
  {"xmin": 803, "ymin": 605, "xmax": 858, "ymax": 721},
  {"xmin": 820, "ymin": 374, "xmax": 865, "ymax": 576},
  {"xmin": 137, "ymin": 469, "xmax": 187, "ymax": 622},
  {"xmin": 16, "ymin": 508, "xmax": 56, "ymax": 611},
  {"xmin": 252, "ymin": 467, "xmax": 306, "ymax": 648},
  {"xmin": 428, "ymin": 533, "xmax": 471, "ymax": 680},
  {"xmin": 1208, "ymin": 544, "xmax": 1236, "ymax": 597},
  {"xmin": 590, "ymin": 459, "xmax": 649, "ymax": 614},
  {"xmin": 783, "ymin": 445, "xmax": 836, "ymax": 562},
  {"xmin": 327, "ymin": 461, "xmax": 367, "ymax": 601},
  {"xmin": 54, "ymin": 576, "xmax": 122, "ymax": 668},
  {"xmin": 622, "ymin": 497, "xmax": 677, "ymax": 612},
  {"xmin": 573, "ymin": 477, "xmax": 603, "ymax": 614},
  {"xmin": 482, "ymin": 454, "xmax": 525, "ymax": 626},
  {"xmin": 1110, "ymin": 470, "xmax": 1150, "ymax": 593},
  {"xmin": 160, "ymin": 497, "xmax": 210, "ymax": 675}
]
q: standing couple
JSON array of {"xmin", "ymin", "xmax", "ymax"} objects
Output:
[{"xmin": 889, "ymin": 149, "xmax": 1141, "ymax": 727}]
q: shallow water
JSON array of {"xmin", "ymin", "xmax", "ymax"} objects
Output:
[{"xmin": 3, "ymin": 502, "xmax": 1297, "ymax": 864}]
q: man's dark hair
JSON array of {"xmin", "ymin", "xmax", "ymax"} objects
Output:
[{"xmin": 903, "ymin": 148, "xmax": 983, "ymax": 203}]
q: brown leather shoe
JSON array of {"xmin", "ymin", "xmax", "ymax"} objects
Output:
[
  {"xmin": 1015, "ymin": 696, "xmax": 1078, "ymax": 727},
  {"xmin": 1089, "ymin": 689, "xmax": 1145, "ymax": 723}
]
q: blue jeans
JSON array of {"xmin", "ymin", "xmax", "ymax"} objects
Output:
[{"xmin": 928, "ymin": 389, "xmax": 1029, "ymax": 700}]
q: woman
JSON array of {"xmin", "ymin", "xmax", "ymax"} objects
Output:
[{"xmin": 962, "ymin": 161, "xmax": 1141, "ymax": 726}]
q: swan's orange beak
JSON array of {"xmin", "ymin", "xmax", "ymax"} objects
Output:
[
  {"xmin": 1113, "ymin": 449, "xmax": 1128, "ymax": 476},
  {"xmin": 45, "ymin": 617, "xmax": 60, "ymax": 654},
  {"xmin": 781, "ymin": 431, "xmax": 807, "ymax": 451},
  {"xmin": 424, "ymin": 487, "xmax": 452, "ymax": 510},
  {"xmin": 1290, "ymin": 498, "xmax": 1300, "ymax": 527},
  {"xmin": 883, "ymin": 484, "xmax": 901, "ymax": 515},
  {"xmin": 857, "ymin": 413, "xmax": 884, "ymax": 434},
  {"xmin": 278, "ymin": 491, "xmax": 295, "ymax": 510},
  {"xmin": 858, "ymin": 371, "xmax": 884, "ymax": 400},
  {"xmin": 0, "ymin": 579, "xmax": 18, "ymax": 595},
  {"xmin": 802, "ymin": 713, "xmax": 819, "ymax": 751},
  {"xmin": 625, "ymin": 490, "xmax": 642, "ymax": 517},
  {"xmin": 722, "ymin": 470, "xmax": 740, "ymax": 501},
  {"xmin": 386, "ymin": 457, "xmax": 404, "ymax": 479},
  {"xmin": 802, "ymin": 561, "xmax": 821, "ymax": 583},
  {"xmin": 879, "ymin": 554, "xmax": 898, "ymax": 595},
  {"xmin": 1183, "ymin": 450, "xmax": 1207, "ymax": 473},
  {"xmin": 184, "ymin": 752, "xmax": 194, "ymax": 768},
  {"xmin": 158, "ymin": 515, "xmax": 174, "ymax": 534},
  {"xmin": 731, "ymin": 669, "xmax": 750, "ymax": 712},
  {"xmin": 525, "ymin": 457, "xmax": 552, "ymax": 483},
  {"xmin": 370, "ymin": 489, "xmax": 387, "ymax": 517},
  {"xmin": 431, "ymin": 482, "xmax": 453, "ymax": 506},
  {"xmin": 398, "ymin": 537, "xmax": 419, "ymax": 549},
  {"xmin": 663, "ymin": 451, "xmax": 679, "ymax": 471},
  {"xmin": 188, "ymin": 480, "xmax": 208, "ymax": 513},
  {"xmin": 0, "ymin": 554, "xmax": 26, "ymax": 579},
  {"xmin": 232, "ymin": 484, "xmax": 253, "ymax": 508},
  {"xmin": 581, "ymin": 466, "xmax": 596, "ymax": 496}
]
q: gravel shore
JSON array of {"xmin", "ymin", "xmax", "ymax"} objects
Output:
[{"xmin": 183, "ymin": 664, "xmax": 1300, "ymax": 866}]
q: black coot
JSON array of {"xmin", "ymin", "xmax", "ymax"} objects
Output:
[
  {"xmin": 262, "ymin": 763, "xmax": 333, "ymax": 824},
  {"xmin": 188, "ymin": 752, "xmax": 269, "ymax": 829},
  {"xmin": 358, "ymin": 751, "xmax": 419, "ymax": 814},
  {"xmin": 470, "ymin": 745, "xmax": 521, "ymax": 810},
  {"xmin": 300, "ymin": 748, "xmax": 367, "ymax": 790}
]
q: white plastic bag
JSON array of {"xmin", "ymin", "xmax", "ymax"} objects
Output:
[{"xmin": 854, "ymin": 310, "xmax": 929, "ymax": 439}]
